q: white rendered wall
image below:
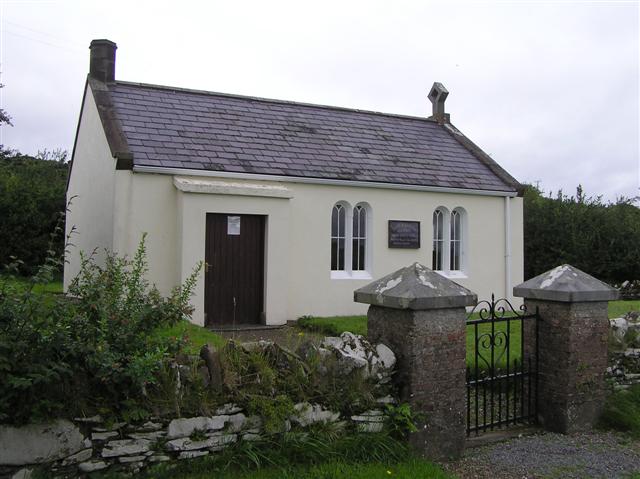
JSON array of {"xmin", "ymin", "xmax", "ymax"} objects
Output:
[
  {"xmin": 111, "ymin": 172, "xmax": 524, "ymax": 325},
  {"xmin": 63, "ymin": 85, "xmax": 116, "ymax": 290}
]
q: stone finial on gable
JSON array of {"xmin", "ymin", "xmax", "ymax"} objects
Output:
[
  {"xmin": 428, "ymin": 82, "xmax": 450, "ymax": 124},
  {"xmin": 354, "ymin": 262, "xmax": 477, "ymax": 310},
  {"xmin": 513, "ymin": 264, "xmax": 619, "ymax": 302}
]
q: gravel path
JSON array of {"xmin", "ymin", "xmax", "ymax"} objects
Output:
[{"xmin": 445, "ymin": 431, "xmax": 640, "ymax": 479}]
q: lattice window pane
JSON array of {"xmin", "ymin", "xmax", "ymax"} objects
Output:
[
  {"xmin": 331, "ymin": 205, "xmax": 346, "ymax": 271},
  {"xmin": 433, "ymin": 210, "xmax": 444, "ymax": 270}
]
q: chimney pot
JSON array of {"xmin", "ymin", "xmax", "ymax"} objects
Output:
[
  {"xmin": 89, "ymin": 39, "xmax": 117, "ymax": 83},
  {"xmin": 428, "ymin": 82, "xmax": 450, "ymax": 123}
]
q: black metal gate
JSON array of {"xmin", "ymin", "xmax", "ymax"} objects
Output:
[{"xmin": 466, "ymin": 295, "xmax": 539, "ymax": 436}]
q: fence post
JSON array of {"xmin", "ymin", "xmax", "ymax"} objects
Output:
[
  {"xmin": 355, "ymin": 263, "xmax": 476, "ymax": 460},
  {"xmin": 513, "ymin": 264, "xmax": 619, "ymax": 433}
]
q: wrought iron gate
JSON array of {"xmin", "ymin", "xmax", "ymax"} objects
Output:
[{"xmin": 466, "ymin": 295, "xmax": 539, "ymax": 436}]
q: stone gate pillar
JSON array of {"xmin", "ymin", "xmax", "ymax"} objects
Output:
[
  {"xmin": 513, "ymin": 264, "xmax": 619, "ymax": 433},
  {"xmin": 354, "ymin": 263, "xmax": 476, "ymax": 460}
]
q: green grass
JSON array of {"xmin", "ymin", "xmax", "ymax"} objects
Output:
[
  {"xmin": 298, "ymin": 315, "xmax": 368, "ymax": 336},
  {"xmin": 95, "ymin": 431, "xmax": 452, "ymax": 479},
  {"xmin": 466, "ymin": 319, "xmax": 522, "ymax": 372},
  {"xmin": 299, "ymin": 300, "xmax": 640, "ymax": 338},
  {"xmin": 0, "ymin": 274, "xmax": 63, "ymax": 294},
  {"xmin": 152, "ymin": 459, "xmax": 453, "ymax": 479},
  {"xmin": 599, "ymin": 384, "xmax": 640, "ymax": 437},
  {"xmin": 609, "ymin": 300, "xmax": 640, "ymax": 318},
  {"xmin": 299, "ymin": 299, "xmax": 640, "ymax": 372},
  {"xmin": 153, "ymin": 320, "xmax": 226, "ymax": 353}
]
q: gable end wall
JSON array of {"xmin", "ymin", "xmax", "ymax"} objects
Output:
[{"xmin": 63, "ymin": 83, "xmax": 116, "ymax": 290}]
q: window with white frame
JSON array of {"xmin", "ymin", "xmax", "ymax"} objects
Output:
[
  {"xmin": 432, "ymin": 207, "xmax": 466, "ymax": 274},
  {"xmin": 352, "ymin": 205, "xmax": 367, "ymax": 271},
  {"xmin": 331, "ymin": 202, "xmax": 371, "ymax": 277},
  {"xmin": 432, "ymin": 208, "xmax": 445, "ymax": 271},
  {"xmin": 450, "ymin": 209, "xmax": 462, "ymax": 271},
  {"xmin": 331, "ymin": 203, "xmax": 346, "ymax": 271}
]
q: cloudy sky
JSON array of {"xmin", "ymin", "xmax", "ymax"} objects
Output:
[{"xmin": 0, "ymin": 0, "xmax": 638, "ymax": 201}]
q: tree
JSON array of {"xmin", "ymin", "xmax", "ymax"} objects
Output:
[
  {"xmin": 0, "ymin": 149, "xmax": 69, "ymax": 275},
  {"xmin": 0, "ymin": 83, "xmax": 12, "ymax": 127},
  {"xmin": 523, "ymin": 184, "xmax": 640, "ymax": 283}
]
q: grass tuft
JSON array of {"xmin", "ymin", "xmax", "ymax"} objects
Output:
[
  {"xmin": 152, "ymin": 319, "xmax": 225, "ymax": 353},
  {"xmin": 102, "ymin": 430, "xmax": 453, "ymax": 479},
  {"xmin": 599, "ymin": 384, "xmax": 640, "ymax": 437}
]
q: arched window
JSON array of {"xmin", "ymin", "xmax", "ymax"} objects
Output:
[
  {"xmin": 450, "ymin": 209, "xmax": 461, "ymax": 271},
  {"xmin": 331, "ymin": 203, "xmax": 346, "ymax": 271},
  {"xmin": 432, "ymin": 207, "xmax": 466, "ymax": 274},
  {"xmin": 330, "ymin": 202, "xmax": 371, "ymax": 278},
  {"xmin": 432, "ymin": 208, "xmax": 446, "ymax": 271},
  {"xmin": 352, "ymin": 205, "xmax": 367, "ymax": 271}
]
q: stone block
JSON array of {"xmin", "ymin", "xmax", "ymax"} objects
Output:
[
  {"xmin": 167, "ymin": 416, "xmax": 227, "ymax": 439},
  {"xmin": 226, "ymin": 413, "xmax": 246, "ymax": 432},
  {"xmin": 166, "ymin": 433, "xmax": 236, "ymax": 452},
  {"xmin": 290, "ymin": 403, "xmax": 340, "ymax": 427},
  {"xmin": 0, "ymin": 420, "xmax": 87, "ymax": 466},
  {"xmin": 351, "ymin": 410, "xmax": 384, "ymax": 433},
  {"xmin": 92, "ymin": 431, "xmax": 119, "ymax": 441},
  {"xmin": 61, "ymin": 448, "xmax": 93, "ymax": 466},
  {"xmin": 78, "ymin": 461, "xmax": 108, "ymax": 473},
  {"xmin": 136, "ymin": 421, "xmax": 163, "ymax": 432},
  {"xmin": 101, "ymin": 439, "xmax": 151, "ymax": 457},
  {"xmin": 178, "ymin": 450, "xmax": 208, "ymax": 460},
  {"xmin": 215, "ymin": 403, "xmax": 243, "ymax": 415},
  {"xmin": 118, "ymin": 455, "xmax": 147, "ymax": 463}
]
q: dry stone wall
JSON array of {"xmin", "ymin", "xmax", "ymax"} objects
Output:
[
  {"xmin": 0, "ymin": 333, "xmax": 397, "ymax": 478},
  {"xmin": 608, "ymin": 312, "xmax": 640, "ymax": 390}
]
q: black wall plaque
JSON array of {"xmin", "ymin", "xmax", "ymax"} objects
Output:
[{"xmin": 388, "ymin": 220, "xmax": 420, "ymax": 249}]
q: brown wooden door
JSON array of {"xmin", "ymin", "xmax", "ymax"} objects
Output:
[{"xmin": 205, "ymin": 213, "xmax": 265, "ymax": 327}]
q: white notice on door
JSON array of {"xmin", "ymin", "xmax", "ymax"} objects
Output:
[{"xmin": 227, "ymin": 216, "xmax": 241, "ymax": 235}]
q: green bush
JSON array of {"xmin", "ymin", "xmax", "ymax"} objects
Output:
[{"xmin": 0, "ymin": 235, "xmax": 201, "ymax": 424}]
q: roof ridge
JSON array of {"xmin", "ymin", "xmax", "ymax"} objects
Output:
[{"xmin": 113, "ymin": 80, "xmax": 440, "ymax": 125}]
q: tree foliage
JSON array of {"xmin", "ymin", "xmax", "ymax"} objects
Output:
[
  {"xmin": 0, "ymin": 148, "xmax": 69, "ymax": 275},
  {"xmin": 523, "ymin": 184, "xmax": 640, "ymax": 283},
  {"xmin": 0, "ymin": 83, "xmax": 11, "ymax": 127}
]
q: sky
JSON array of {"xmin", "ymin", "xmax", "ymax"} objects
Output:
[{"xmin": 0, "ymin": 0, "xmax": 638, "ymax": 201}]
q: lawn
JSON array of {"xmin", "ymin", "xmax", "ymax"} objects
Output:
[
  {"xmin": 154, "ymin": 319, "xmax": 226, "ymax": 353},
  {"xmin": 609, "ymin": 300, "xmax": 640, "ymax": 319},
  {"xmin": 299, "ymin": 300, "xmax": 640, "ymax": 337},
  {"xmin": 0, "ymin": 274, "xmax": 63, "ymax": 294}
]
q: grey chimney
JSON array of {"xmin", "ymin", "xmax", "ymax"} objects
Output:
[
  {"xmin": 89, "ymin": 39, "xmax": 117, "ymax": 83},
  {"xmin": 428, "ymin": 82, "xmax": 450, "ymax": 124}
]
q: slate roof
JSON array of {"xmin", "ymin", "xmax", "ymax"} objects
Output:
[{"xmin": 95, "ymin": 79, "xmax": 521, "ymax": 193}]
